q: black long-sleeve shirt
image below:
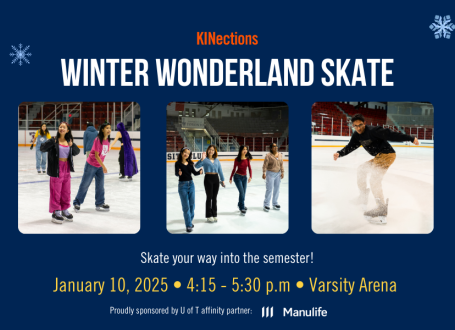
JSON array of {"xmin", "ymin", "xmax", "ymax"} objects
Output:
[
  {"xmin": 338, "ymin": 125, "xmax": 415, "ymax": 158},
  {"xmin": 175, "ymin": 161, "xmax": 201, "ymax": 182}
]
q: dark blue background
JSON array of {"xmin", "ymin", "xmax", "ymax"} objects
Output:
[{"xmin": 3, "ymin": 1, "xmax": 452, "ymax": 328}]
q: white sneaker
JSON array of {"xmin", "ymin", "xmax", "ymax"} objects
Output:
[{"xmin": 207, "ymin": 217, "xmax": 214, "ymax": 223}]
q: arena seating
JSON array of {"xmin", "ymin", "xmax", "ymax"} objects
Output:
[
  {"xmin": 207, "ymin": 117, "xmax": 288, "ymax": 151},
  {"xmin": 336, "ymin": 102, "xmax": 387, "ymax": 126},
  {"xmin": 166, "ymin": 116, "xmax": 184, "ymax": 152},
  {"xmin": 311, "ymin": 102, "xmax": 350, "ymax": 136}
]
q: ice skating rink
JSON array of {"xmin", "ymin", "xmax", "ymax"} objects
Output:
[
  {"xmin": 167, "ymin": 160, "xmax": 289, "ymax": 234},
  {"xmin": 312, "ymin": 146, "xmax": 433, "ymax": 234},
  {"xmin": 18, "ymin": 147, "xmax": 140, "ymax": 234}
]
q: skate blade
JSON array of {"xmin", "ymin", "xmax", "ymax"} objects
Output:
[
  {"xmin": 365, "ymin": 216, "xmax": 387, "ymax": 225},
  {"xmin": 63, "ymin": 217, "xmax": 73, "ymax": 222},
  {"xmin": 52, "ymin": 219, "xmax": 63, "ymax": 224}
]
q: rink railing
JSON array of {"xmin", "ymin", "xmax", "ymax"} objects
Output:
[
  {"xmin": 166, "ymin": 135, "xmax": 289, "ymax": 153},
  {"xmin": 311, "ymin": 135, "xmax": 434, "ymax": 148},
  {"xmin": 19, "ymin": 130, "xmax": 141, "ymax": 150},
  {"xmin": 311, "ymin": 115, "xmax": 434, "ymax": 141},
  {"xmin": 18, "ymin": 102, "xmax": 140, "ymax": 131},
  {"xmin": 166, "ymin": 151, "xmax": 289, "ymax": 162}
]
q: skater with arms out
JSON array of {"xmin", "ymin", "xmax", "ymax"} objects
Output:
[{"xmin": 333, "ymin": 114, "xmax": 419, "ymax": 224}]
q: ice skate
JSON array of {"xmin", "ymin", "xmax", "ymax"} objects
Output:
[
  {"xmin": 73, "ymin": 204, "xmax": 81, "ymax": 213},
  {"xmin": 62, "ymin": 209, "xmax": 73, "ymax": 222},
  {"xmin": 207, "ymin": 217, "xmax": 215, "ymax": 223},
  {"xmin": 96, "ymin": 204, "xmax": 110, "ymax": 212},
  {"xmin": 240, "ymin": 209, "xmax": 246, "ymax": 216},
  {"xmin": 213, "ymin": 217, "xmax": 218, "ymax": 222},
  {"xmin": 351, "ymin": 188, "xmax": 370, "ymax": 211},
  {"xmin": 364, "ymin": 198, "xmax": 388, "ymax": 225},
  {"xmin": 273, "ymin": 204, "xmax": 281, "ymax": 210},
  {"xmin": 52, "ymin": 211, "xmax": 64, "ymax": 224},
  {"xmin": 263, "ymin": 206, "xmax": 270, "ymax": 212}
]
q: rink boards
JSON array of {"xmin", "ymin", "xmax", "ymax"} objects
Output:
[
  {"xmin": 167, "ymin": 151, "xmax": 289, "ymax": 162},
  {"xmin": 18, "ymin": 130, "xmax": 141, "ymax": 150},
  {"xmin": 312, "ymin": 135, "xmax": 433, "ymax": 148}
]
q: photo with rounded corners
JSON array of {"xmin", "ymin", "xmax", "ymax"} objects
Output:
[
  {"xmin": 166, "ymin": 102, "xmax": 289, "ymax": 234},
  {"xmin": 18, "ymin": 102, "xmax": 141, "ymax": 234},
  {"xmin": 312, "ymin": 101, "xmax": 434, "ymax": 234}
]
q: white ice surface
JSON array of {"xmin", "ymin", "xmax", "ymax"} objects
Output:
[
  {"xmin": 167, "ymin": 161, "xmax": 289, "ymax": 234},
  {"xmin": 312, "ymin": 147, "xmax": 433, "ymax": 234},
  {"xmin": 18, "ymin": 147, "xmax": 140, "ymax": 234}
]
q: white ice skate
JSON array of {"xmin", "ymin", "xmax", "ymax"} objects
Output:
[{"xmin": 364, "ymin": 198, "xmax": 388, "ymax": 225}]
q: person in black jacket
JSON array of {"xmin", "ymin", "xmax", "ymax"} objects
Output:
[
  {"xmin": 175, "ymin": 147, "xmax": 202, "ymax": 233},
  {"xmin": 333, "ymin": 114, "xmax": 419, "ymax": 223},
  {"xmin": 40, "ymin": 122, "xmax": 80, "ymax": 224}
]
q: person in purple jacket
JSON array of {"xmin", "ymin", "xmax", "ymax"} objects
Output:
[{"xmin": 110, "ymin": 122, "xmax": 138, "ymax": 181}]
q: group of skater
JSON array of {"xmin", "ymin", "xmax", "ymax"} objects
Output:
[
  {"xmin": 174, "ymin": 143, "xmax": 285, "ymax": 233},
  {"xmin": 30, "ymin": 121, "xmax": 138, "ymax": 224}
]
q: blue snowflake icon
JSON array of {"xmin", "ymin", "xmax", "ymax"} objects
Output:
[
  {"xmin": 10, "ymin": 44, "xmax": 32, "ymax": 66},
  {"xmin": 430, "ymin": 15, "xmax": 454, "ymax": 39}
]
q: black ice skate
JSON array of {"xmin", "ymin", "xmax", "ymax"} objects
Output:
[
  {"xmin": 96, "ymin": 204, "xmax": 110, "ymax": 212},
  {"xmin": 52, "ymin": 211, "xmax": 64, "ymax": 224},
  {"xmin": 352, "ymin": 188, "xmax": 370, "ymax": 211},
  {"xmin": 273, "ymin": 204, "xmax": 281, "ymax": 210},
  {"xmin": 364, "ymin": 198, "xmax": 388, "ymax": 225},
  {"xmin": 73, "ymin": 204, "xmax": 81, "ymax": 213},
  {"xmin": 240, "ymin": 209, "xmax": 247, "ymax": 216},
  {"xmin": 263, "ymin": 206, "xmax": 270, "ymax": 212},
  {"xmin": 62, "ymin": 210, "xmax": 73, "ymax": 222}
]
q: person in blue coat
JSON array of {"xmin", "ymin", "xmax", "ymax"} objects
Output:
[
  {"xmin": 195, "ymin": 145, "xmax": 225, "ymax": 223},
  {"xmin": 83, "ymin": 122, "xmax": 98, "ymax": 159}
]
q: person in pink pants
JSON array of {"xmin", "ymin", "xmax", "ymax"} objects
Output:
[{"xmin": 40, "ymin": 122, "xmax": 80, "ymax": 224}]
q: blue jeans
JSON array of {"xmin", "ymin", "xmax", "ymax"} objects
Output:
[
  {"xmin": 73, "ymin": 162, "xmax": 105, "ymax": 206},
  {"xmin": 233, "ymin": 174, "xmax": 247, "ymax": 210},
  {"xmin": 36, "ymin": 150, "xmax": 47, "ymax": 171},
  {"xmin": 178, "ymin": 180, "xmax": 195, "ymax": 228},
  {"xmin": 264, "ymin": 170, "xmax": 281, "ymax": 207}
]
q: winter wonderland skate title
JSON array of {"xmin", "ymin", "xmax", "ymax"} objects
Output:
[{"xmin": 61, "ymin": 58, "xmax": 394, "ymax": 87}]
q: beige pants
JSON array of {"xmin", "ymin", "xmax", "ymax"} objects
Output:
[{"xmin": 357, "ymin": 153, "xmax": 396, "ymax": 203}]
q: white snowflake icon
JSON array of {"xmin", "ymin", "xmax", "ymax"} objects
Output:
[
  {"xmin": 430, "ymin": 15, "xmax": 454, "ymax": 39},
  {"xmin": 10, "ymin": 44, "xmax": 32, "ymax": 66}
]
